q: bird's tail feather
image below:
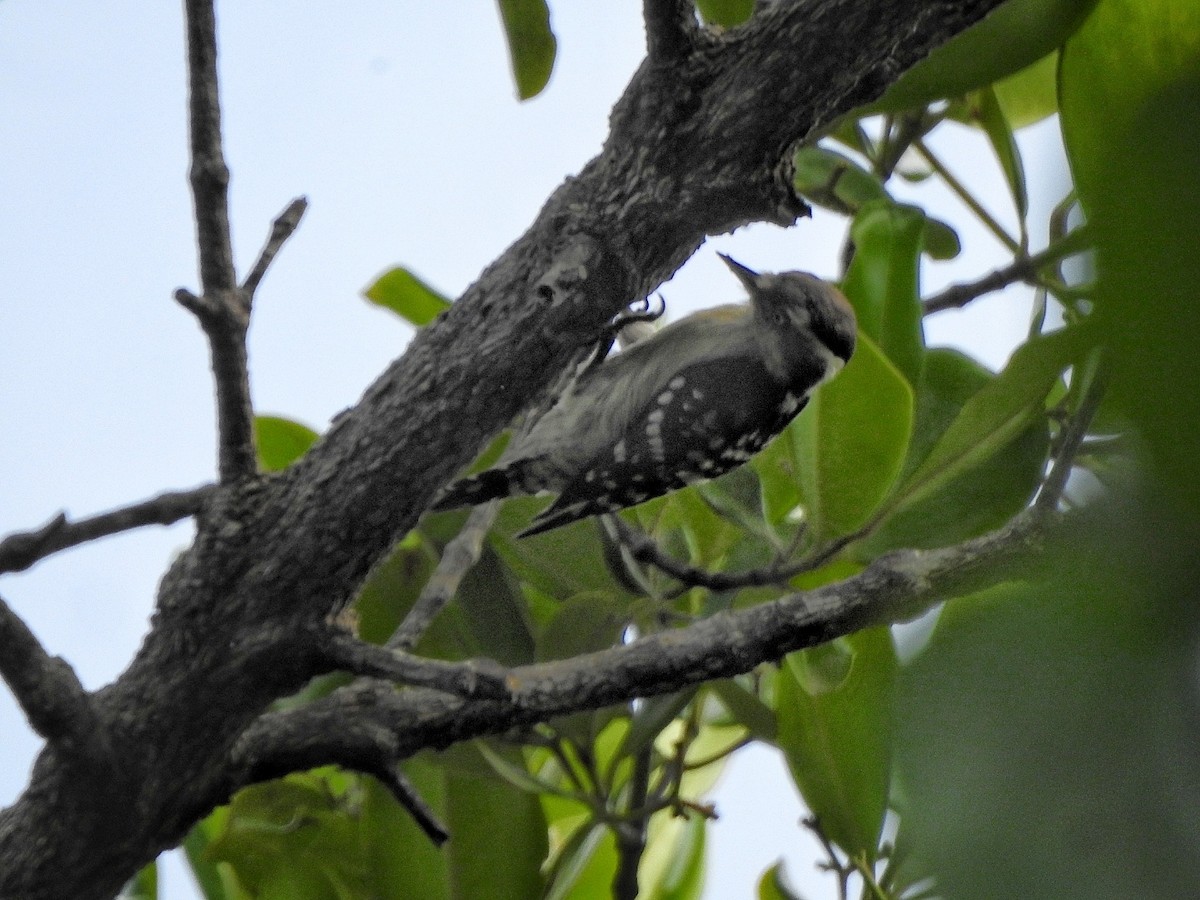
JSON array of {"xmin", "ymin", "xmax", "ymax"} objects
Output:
[{"xmin": 430, "ymin": 468, "xmax": 517, "ymax": 511}]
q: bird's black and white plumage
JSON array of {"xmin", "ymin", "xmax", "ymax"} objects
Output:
[{"xmin": 432, "ymin": 255, "xmax": 857, "ymax": 536}]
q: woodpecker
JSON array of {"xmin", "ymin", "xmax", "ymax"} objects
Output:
[{"xmin": 432, "ymin": 255, "xmax": 857, "ymax": 537}]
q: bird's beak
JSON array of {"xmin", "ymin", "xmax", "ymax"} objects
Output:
[{"xmin": 718, "ymin": 254, "xmax": 761, "ymax": 291}]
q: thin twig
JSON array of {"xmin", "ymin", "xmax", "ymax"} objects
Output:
[
  {"xmin": 607, "ymin": 515, "xmax": 862, "ymax": 591},
  {"xmin": 373, "ymin": 764, "xmax": 449, "ymax": 846},
  {"xmin": 242, "ymin": 197, "xmax": 309, "ymax": 296},
  {"xmin": 915, "ymin": 138, "xmax": 1020, "ymax": 253},
  {"xmin": 0, "ymin": 485, "xmax": 215, "ymax": 575},
  {"xmin": 389, "ymin": 501, "xmax": 500, "ymax": 651},
  {"xmin": 1035, "ymin": 359, "xmax": 1108, "ymax": 514},
  {"xmin": 181, "ymin": 0, "xmax": 256, "ymax": 483},
  {"xmin": 0, "ymin": 592, "xmax": 102, "ymax": 754},
  {"xmin": 922, "ymin": 239, "xmax": 1086, "ymax": 314},
  {"xmin": 320, "ymin": 631, "xmax": 510, "ymax": 699}
]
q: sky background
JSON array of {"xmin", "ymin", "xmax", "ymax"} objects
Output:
[{"xmin": 0, "ymin": 3, "xmax": 1068, "ymax": 897}]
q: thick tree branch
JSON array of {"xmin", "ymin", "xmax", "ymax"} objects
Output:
[
  {"xmin": 0, "ymin": 594, "xmax": 102, "ymax": 756},
  {"xmin": 0, "ymin": 4, "xmax": 1009, "ymax": 897},
  {"xmin": 235, "ymin": 508, "xmax": 1048, "ymax": 774},
  {"xmin": 0, "ymin": 485, "xmax": 214, "ymax": 575}
]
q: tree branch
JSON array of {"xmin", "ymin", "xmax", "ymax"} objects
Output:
[
  {"xmin": 180, "ymin": 0, "xmax": 256, "ymax": 482},
  {"xmin": 236, "ymin": 507, "xmax": 1049, "ymax": 773},
  {"xmin": 643, "ymin": 0, "xmax": 697, "ymax": 62},
  {"xmin": 389, "ymin": 502, "xmax": 500, "ymax": 651},
  {"xmin": 0, "ymin": 485, "xmax": 214, "ymax": 575},
  {"xmin": 318, "ymin": 630, "xmax": 510, "ymax": 699},
  {"xmin": 242, "ymin": 197, "xmax": 309, "ymax": 296},
  {"xmin": 0, "ymin": 594, "xmax": 102, "ymax": 756},
  {"xmin": 606, "ymin": 514, "xmax": 865, "ymax": 591},
  {"xmin": 0, "ymin": 4, "xmax": 1009, "ymax": 896}
]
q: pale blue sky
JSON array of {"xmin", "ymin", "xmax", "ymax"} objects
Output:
[{"xmin": 0, "ymin": 3, "xmax": 1067, "ymax": 896}]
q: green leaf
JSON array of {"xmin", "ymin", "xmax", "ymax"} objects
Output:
[
  {"xmin": 695, "ymin": 0, "xmax": 754, "ymax": 28},
  {"xmin": 757, "ymin": 862, "xmax": 803, "ymax": 900},
  {"xmin": 792, "ymin": 332, "xmax": 914, "ymax": 540},
  {"xmin": 1060, "ymin": 0, "xmax": 1200, "ymax": 225},
  {"xmin": 536, "ymin": 591, "xmax": 624, "ymax": 662},
  {"xmin": 362, "ymin": 760, "xmax": 450, "ymax": 900},
  {"xmin": 254, "ymin": 415, "xmax": 319, "ymax": 473},
  {"xmin": 993, "ymin": 52, "xmax": 1060, "ymax": 127},
  {"xmin": 353, "ymin": 532, "xmax": 438, "ymax": 645},
  {"xmin": 1065, "ymin": 1, "xmax": 1200, "ymax": 513},
  {"xmin": 450, "ymin": 544, "xmax": 537, "ymax": 666},
  {"xmin": 870, "ymin": 0, "xmax": 1099, "ymax": 112},
  {"xmin": 364, "ymin": 267, "xmax": 451, "ymax": 327},
  {"xmin": 205, "ymin": 771, "xmax": 372, "ymax": 900},
  {"xmin": 544, "ymin": 823, "xmax": 617, "ymax": 900},
  {"xmin": 710, "ymin": 678, "xmax": 777, "ymax": 741},
  {"xmin": 446, "ymin": 752, "xmax": 549, "ymax": 900},
  {"xmin": 119, "ymin": 863, "xmax": 157, "ymax": 900},
  {"xmin": 842, "ymin": 200, "xmax": 926, "ymax": 386},
  {"xmin": 865, "ymin": 348, "xmax": 1050, "ymax": 551},
  {"xmin": 642, "ymin": 812, "xmax": 707, "ymax": 900},
  {"xmin": 475, "ymin": 741, "xmax": 577, "ymax": 800},
  {"xmin": 890, "ymin": 327, "xmax": 1089, "ymax": 517},
  {"xmin": 971, "ymin": 86, "xmax": 1029, "ymax": 237},
  {"xmin": 922, "ymin": 216, "xmax": 962, "ymax": 260},
  {"xmin": 776, "ymin": 628, "xmax": 898, "ymax": 859},
  {"xmin": 792, "ymin": 145, "xmax": 888, "ymax": 214},
  {"xmin": 617, "ymin": 687, "xmax": 700, "ymax": 761},
  {"xmin": 496, "ymin": 0, "xmax": 557, "ymax": 100},
  {"xmin": 183, "ymin": 810, "xmax": 249, "ymax": 900},
  {"xmin": 893, "ymin": 503, "xmax": 1200, "ymax": 898}
]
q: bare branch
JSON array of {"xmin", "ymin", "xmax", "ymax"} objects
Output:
[
  {"xmin": 1036, "ymin": 360, "xmax": 1109, "ymax": 513},
  {"xmin": 238, "ymin": 508, "xmax": 1048, "ymax": 772},
  {"xmin": 606, "ymin": 515, "xmax": 862, "ymax": 591},
  {"xmin": 923, "ymin": 254, "xmax": 1039, "ymax": 314},
  {"xmin": 181, "ymin": 0, "xmax": 256, "ymax": 482},
  {"xmin": 389, "ymin": 502, "xmax": 499, "ymax": 651},
  {"xmin": 320, "ymin": 631, "xmax": 510, "ymax": 699},
  {"xmin": 242, "ymin": 197, "xmax": 309, "ymax": 296},
  {"xmin": 923, "ymin": 238, "xmax": 1090, "ymax": 314},
  {"xmin": 375, "ymin": 765, "xmax": 449, "ymax": 846},
  {"xmin": 183, "ymin": 0, "xmax": 236, "ymax": 295},
  {"xmin": 0, "ymin": 485, "xmax": 214, "ymax": 575},
  {"xmin": 0, "ymin": 593, "xmax": 102, "ymax": 755},
  {"xmin": 643, "ymin": 0, "xmax": 697, "ymax": 61}
]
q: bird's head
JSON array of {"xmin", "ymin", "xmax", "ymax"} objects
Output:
[{"xmin": 719, "ymin": 254, "xmax": 857, "ymax": 380}]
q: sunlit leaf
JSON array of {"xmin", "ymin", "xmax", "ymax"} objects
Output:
[
  {"xmin": 496, "ymin": 0, "xmax": 557, "ymax": 100},
  {"xmin": 364, "ymin": 267, "xmax": 451, "ymax": 326},
  {"xmin": 757, "ymin": 862, "xmax": 803, "ymax": 900},
  {"xmin": 695, "ymin": 0, "xmax": 754, "ymax": 28},
  {"xmin": 255, "ymin": 415, "xmax": 319, "ymax": 473},
  {"xmin": 994, "ymin": 52, "xmax": 1060, "ymax": 127}
]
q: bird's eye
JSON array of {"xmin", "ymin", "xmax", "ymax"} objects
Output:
[{"xmin": 773, "ymin": 309, "xmax": 787, "ymax": 326}]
